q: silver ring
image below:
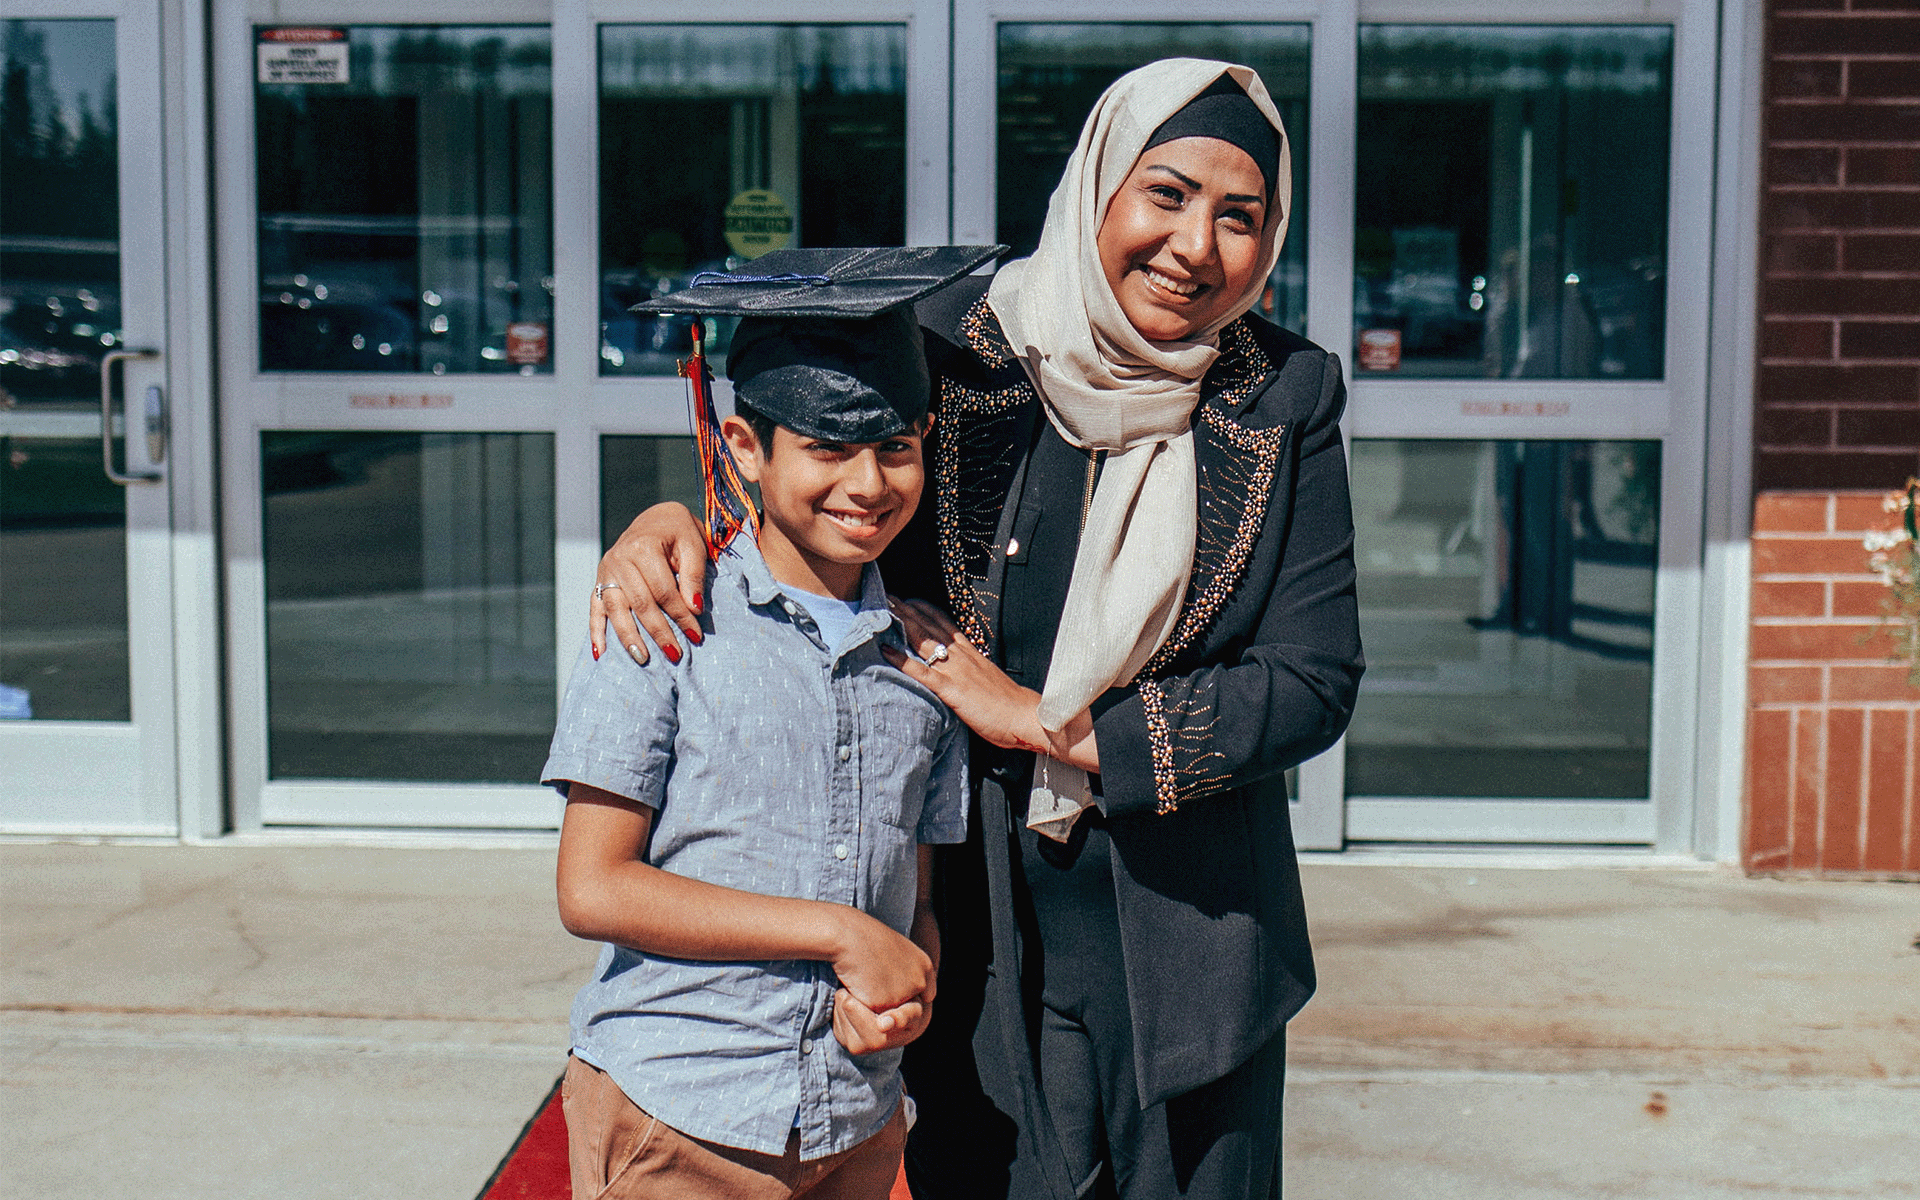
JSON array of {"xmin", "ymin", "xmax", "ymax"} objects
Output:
[
  {"xmin": 594, "ymin": 582, "xmax": 621, "ymax": 599},
  {"xmin": 927, "ymin": 642, "xmax": 950, "ymax": 664}
]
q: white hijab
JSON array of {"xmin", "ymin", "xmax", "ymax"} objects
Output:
[{"xmin": 988, "ymin": 59, "xmax": 1291, "ymax": 736}]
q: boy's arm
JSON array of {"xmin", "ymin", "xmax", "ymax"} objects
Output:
[
  {"xmin": 834, "ymin": 844, "xmax": 940, "ymax": 1055},
  {"xmin": 909, "ymin": 842, "xmax": 939, "ymax": 984},
  {"xmin": 844, "ymin": 717, "xmax": 964, "ymax": 1049},
  {"xmin": 555, "ymin": 785, "xmax": 933, "ymax": 1012}
]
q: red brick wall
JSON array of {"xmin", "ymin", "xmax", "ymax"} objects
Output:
[
  {"xmin": 1748, "ymin": 494, "xmax": 1917, "ymax": 875},
  {"xmin": 1748, "ymin": 1, "xmax": 1919, "ymax": 876},
  {"xmin": 1758, "ymin": 0, "xmax": 1918, "ymax": 491}
]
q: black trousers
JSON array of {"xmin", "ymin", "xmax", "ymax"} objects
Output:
[{"xmin": 906, "ymin": 812, "xmax": 1287, "ymax": 1200}]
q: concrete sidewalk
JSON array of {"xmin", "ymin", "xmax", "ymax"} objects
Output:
[{"xmin": 2, "ymin": 843, "xmax": 1915, "ymax": 1200}]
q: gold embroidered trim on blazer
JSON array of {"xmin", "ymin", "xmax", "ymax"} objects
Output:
[
  {"xmin": 1204, "ymin": 319, "xmax": 1276, "ymax": 410},
  {"xmin": 1139, "ymin": 677, "xmax": 1237, "ymax": 814},
  {"xmin": 934, "ymin": 374, "xmax": 1031, "ymax": 647},
  {"xmin": 961, "ymin": 294, "xmax": 1013, "ymax": 368},
  {"xmin": 1139, "ymin": 680, "xmax": 1180, "ymax": 813},
  {"xmin": 1138, "ymin": 323, "xmax": 1285, "ymax": 676}
]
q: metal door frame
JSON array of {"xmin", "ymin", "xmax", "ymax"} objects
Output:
[{"xmin": 1, "ymin": 0, "xmax": 180, "ymax": 836}]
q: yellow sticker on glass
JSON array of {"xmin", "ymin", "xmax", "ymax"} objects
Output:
[{"xmin": 723, "ymin": 189, "xmax": 794, "ymax": 260}]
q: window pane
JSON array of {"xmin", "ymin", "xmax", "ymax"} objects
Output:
[
  {"xmin": 256, "ymin": 26, "xmax": 554, "ymax": 375},
  {"xmin": 997, "ymin": 24, "xmax": 1311, "ymax": 335},
  {"xmin": 599, "ymin": 25, "xmax": 908, "ymax": 376},
  {"xmin": 1, "ymin": 19, "xmax": 130, "ymax": 721},
  {"xmin": 600, "ymin": 435, "xmax": 707, "ymax": 553},
  {"xmin": 262, "ymin": 432, "xmax": 555, "ymax": 782},
  {"xmin": 2, "ymin": 440, "xmax": 129, "ymax": 721},
  {"xmin": 1354, "ymin": 26, "xmax": 1672, "ymax": 379},
  {"xmin": 1346, "ymin": 439, "xmax": 1659, "ymax": 798}
]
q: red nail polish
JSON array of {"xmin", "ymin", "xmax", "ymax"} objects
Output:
[
  {"xmin": 592, "ymin": 645, "xmax": 601, "ymax": 661},
  {"xmin": 663, "ymin": 643, "xmax": 681, "ymax": 664},
  {"xmin": 687, "ymin": 627, "xmax": 703, "ymax": 645},
  {"xmin": 692, "ymin": 594, "xmax": 704, "ymax": 614}
]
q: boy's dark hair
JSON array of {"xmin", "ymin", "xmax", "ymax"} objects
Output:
[{"xmin": 733, "ymin": 402, "xmax": 780, "ymax": 457}]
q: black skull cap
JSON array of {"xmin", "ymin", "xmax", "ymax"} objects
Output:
[{"xmin": 632, "ymin": 245, "xmax": 1005, "ymax": 442}]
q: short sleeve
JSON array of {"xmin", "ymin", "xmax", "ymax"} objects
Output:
[
  {"xmin": 915, "ymin": 714, "xmax": 969, "ymax": 845},
  {"xmin": 540, "ymin": 626, "xmax": 678, "ymax": 808}
]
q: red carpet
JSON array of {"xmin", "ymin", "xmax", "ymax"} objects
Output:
[
  {"xmin": 476, "ymin": 1075, "xmax": 912, "ymax": 1199},
  {"xmin": 476, "ymin": 1077, "xmax": 570, "ymax": 1199}
]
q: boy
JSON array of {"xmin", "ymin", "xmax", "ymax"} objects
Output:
[{"xmin": 544, "ymin": 246, "xmax": 999, "ymax": 1200}]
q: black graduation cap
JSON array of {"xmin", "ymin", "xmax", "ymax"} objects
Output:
[{"xmin": 632, "ymin": 245, "xmax": 1003, "ymax": 443}]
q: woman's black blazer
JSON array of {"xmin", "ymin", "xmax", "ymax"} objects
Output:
[{"xmin": 885, "ymin": 276, "xmax": 1364, "ymax": 1116}]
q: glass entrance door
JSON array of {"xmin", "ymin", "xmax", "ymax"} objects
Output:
[
  {"xmin": 214, "ymin": 0, "xmax": 948, "ymax": 831},
  {"xmin": 1, "ymin": 3, "xmax": 177, "ymax": 834},
  {"xmin": 954, "ymin": 0, "xmax": 1715, "ymax": 850},
  {"xmin": 1334, "ymin": 14, "xmax": 1714, "ymax": 851},
  {"xmin": 216, "ymin": 9, "xmax": 565, "ymax": 829}
]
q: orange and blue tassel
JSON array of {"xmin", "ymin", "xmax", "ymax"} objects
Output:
[{"xmin": 682, "ymin": 322, "xmax": 758, "ymax": 559}]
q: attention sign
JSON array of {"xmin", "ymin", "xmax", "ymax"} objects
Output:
[{"xmin": 258, "ymin": 29, "xmax": 349, "ymax": 85}]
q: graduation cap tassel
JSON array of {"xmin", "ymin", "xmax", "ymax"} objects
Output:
[{"xmin": 682, "ymin": 322, "xmax": 758, "ymax": 558}]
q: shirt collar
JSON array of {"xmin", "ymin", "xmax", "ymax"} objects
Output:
[{"xmin": 729, "ymin": 537, "xmax": 900, "ymax": 645}]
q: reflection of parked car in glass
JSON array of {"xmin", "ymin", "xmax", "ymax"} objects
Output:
[
  {"xmin": 0, "ymin": 288, "xmax": 122, "ymax": 402},
  {"xmin": 600, "ymin": 264, "xmax": 740, "ymax": 376},
  {"xmin": 260, "ymin": 292, "xmax": 416, "ymax": 372},
  {"xmin": 1354, "ymin": 270, "xmax": 1483, "ymax": 361},
  {"xmin": 256, "ymin": 229, "xmax": 556, "ymax": 374},
  {"xmin": 1353, "ymin": 225, "xmax": 1483, "ymax": 368}
]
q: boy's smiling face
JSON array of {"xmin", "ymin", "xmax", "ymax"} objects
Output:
[{"xmin": 722, "ymin": 416, "xmax": 927, "ymax": 601}]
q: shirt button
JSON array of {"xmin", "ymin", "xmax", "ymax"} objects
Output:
[
  {"xmin": 801, "ymin": 1039, "xmax": 814, "ymax": 1055},
  {"xmin": 838, "ymin": 746, "xmax": 852, "ymax": 762},
  {"xmin": 833, "ymin": 842, "xmax": 849, "ymax": 860}
]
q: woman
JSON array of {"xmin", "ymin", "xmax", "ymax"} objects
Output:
[{"xmin": 591, "ymin": 59, "xmax": 1362, "ymax": 1200}]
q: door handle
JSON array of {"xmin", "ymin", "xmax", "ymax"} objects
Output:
[
  {"xmin": 144, "ymin": 382, "xmax": 168, "ymax": 466},
  {"xmin": 101, "ymin": 348, "xmax": 163, "ymax": 485}
]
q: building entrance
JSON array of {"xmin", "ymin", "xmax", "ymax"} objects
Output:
[{"xmin": 188, "ymin": 0, "xmax": 1716, "ymax": 850}]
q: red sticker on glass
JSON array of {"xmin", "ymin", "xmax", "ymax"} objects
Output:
[
  {"xmin": 1358, "ymin": 328, "xmax": 1401, "ymax": 372},
  {"xmin": 506, "ymin": 323, "xmax": 549, "ymax": 366}
]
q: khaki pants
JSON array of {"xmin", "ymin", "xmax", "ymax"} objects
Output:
[{"xmin": 562, "ymin": 1056, "xmax": 907, "ymax": 1200}]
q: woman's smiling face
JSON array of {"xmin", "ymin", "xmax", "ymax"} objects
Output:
[{"xmin": 1096, "ymin": 135, "xmax": 1271, "ymax": 343}]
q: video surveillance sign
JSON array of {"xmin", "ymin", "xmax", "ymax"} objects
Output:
[{"xmin": 258, "ymin": 28, "xmax": 350, "ymax": 85}]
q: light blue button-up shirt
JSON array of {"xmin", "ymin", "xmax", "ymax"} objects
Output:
[{"xmin": 543, "ymin": 537, "xmax": 967, "ymax": 1161}]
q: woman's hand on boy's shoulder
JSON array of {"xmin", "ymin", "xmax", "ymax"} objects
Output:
[
  {"xmin": 884, "ymin": 597, "xmax": 1100, "ymax": 771},
  {"xmin": 592, "ymin": 502, "xmax": 709, "ymax": 665}
]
